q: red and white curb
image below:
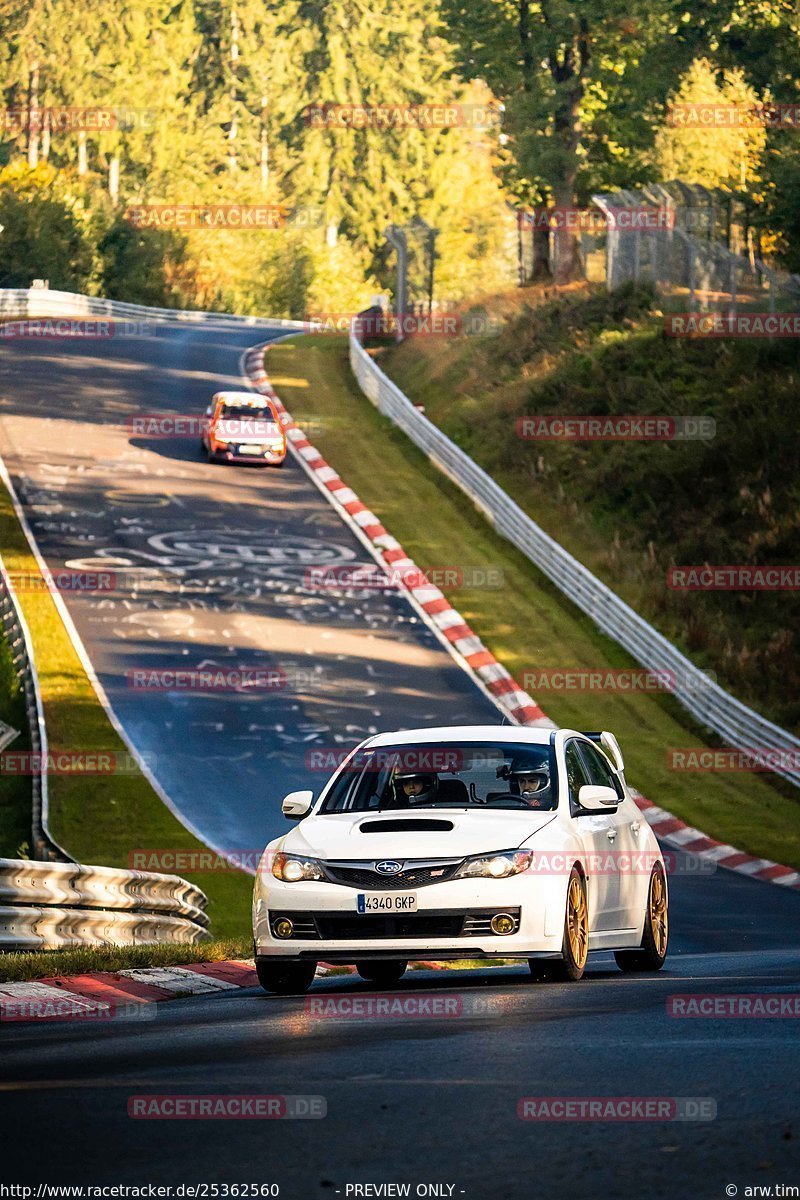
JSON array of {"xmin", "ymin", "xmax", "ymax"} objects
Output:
[
  {"xmin": 242, "ymin": 343, "xmax": 549, "ymax": 728},
  {"xmin": 241, "ymin": 339, "xmax": 800, "ymax": 896},
  {"xmin": 0, "ymin": 960, "xmax": 457, "ymax": 1023},
  {"xmin": 632, "ymin": 792, "xmax": 800, "ymax": 890},
  {"xmin": 0, "ymin": 960, "xmax": 259, "ymax": 1022}
]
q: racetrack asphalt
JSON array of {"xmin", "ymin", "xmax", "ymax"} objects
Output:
[{"xmin": 1, "ymin": 866, "xmax": 799, "ymax": 1197}]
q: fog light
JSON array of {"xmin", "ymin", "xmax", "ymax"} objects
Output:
[
  {"xmin": 273, "ymin": 917, "xmax": 294, "ymax": 939},
  {"xmin": 490, "ymin": 913, "xmax": 515, "ymax": 936}
]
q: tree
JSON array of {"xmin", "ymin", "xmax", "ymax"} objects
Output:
[
  {"xmin": 440, "ymin": 0, "xmax": 677, "ymax": 278},
  {"xmin": 653, "ymin": 58, "xmax": 767, "ymax": 189},
  {"xmin": 0, "ymin": 160, "xmax": 96, "ymax": 288}
]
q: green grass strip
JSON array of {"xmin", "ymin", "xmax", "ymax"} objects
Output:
[{"xmin": 0, "ymin": 937, "xmax": 252, "ymax": 983}]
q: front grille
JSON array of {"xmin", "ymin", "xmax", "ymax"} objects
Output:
[
  {"xmin": 315, "ymin": 913, "xmax": 466, "ymax": 940},
  {"xmin": 322, "ymin": 860, "xmax": 461, "ymax": 889},
  {"xmin": 268, "ymin": 909, "xmax": 522, "ymax": 941}
]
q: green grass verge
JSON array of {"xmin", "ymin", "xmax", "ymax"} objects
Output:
[
  {"xmin": 268, "ymin": 334, "xmax": 800, "ymax": 870},
  {"xmin": 0, "ymin": 481, "xmax": 252, "ymax": 939},
  {"xmin": 0, "ymin": 938, "xmax": 252, "ymax": 984}
]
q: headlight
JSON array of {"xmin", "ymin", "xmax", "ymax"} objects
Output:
[
  {"xmin": 454, "ymin": 850, "xmax": 532, "ymax": 879},
  {"xmin": 272, "ymin": 852, "xmax": 324, "ymax": 882}
]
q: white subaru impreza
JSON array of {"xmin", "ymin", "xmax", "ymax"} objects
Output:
[{"xmin": 252, "ymin": 725, "xmax": 668, "ymax": 994}]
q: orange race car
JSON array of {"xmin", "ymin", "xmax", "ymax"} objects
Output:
[{"xmin": 201, "ymin": 391, "xmax": 287, "ymax": 466}]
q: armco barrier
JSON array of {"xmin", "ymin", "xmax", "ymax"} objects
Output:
[
  {"xmin": 0, "ymin": 552, "xmax": 71, "ymax": 862},
  {"xmin": 0, "ymin": 858, "xmax": 210, "ymax": 950},
  {"xmin": 0, "ymin": 286, "xmax": 308, "ymax": 330},
  {"xmin": 348, "ymin": 326, "xmax": 800, "ymax": 790}
]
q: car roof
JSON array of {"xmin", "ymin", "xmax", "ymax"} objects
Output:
[{"xmin": 363, "ymin": 725, "xmax": 554, "ymax": 748}]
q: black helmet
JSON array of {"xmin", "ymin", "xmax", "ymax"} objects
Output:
[{"xmin": 393, "ymin": 769, "xmax": 439, "ymax": 806}]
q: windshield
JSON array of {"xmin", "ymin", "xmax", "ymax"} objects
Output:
[
  {"xmin": 320, "ymin": 741, "xmax": 557, "ymax": 814},
  {"xmin": 216, "ymin": 406, "xmax": 280, "ymax": 437},
  {"xmin": 219, "ymin": 403, "xmax": 268, "ymax": 419}
]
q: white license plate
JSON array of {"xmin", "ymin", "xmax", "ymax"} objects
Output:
[
  {"xmin": 357, "ymin": 893, "xmax": 418, "ymax": 913},
  {"xmin": 238, "ymin": 445, "xmax": 262, "ymax": 455}
]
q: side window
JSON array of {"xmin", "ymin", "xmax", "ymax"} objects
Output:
[
  {"xmin": 564, "ymin": 742, "xmax": 591, "ymax": 812},
  {"xmin": 577, "ymin": 741, "xmax": 623, "ymax": 800}
]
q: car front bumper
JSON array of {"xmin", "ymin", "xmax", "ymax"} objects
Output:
[
  {"xmin": 253, "ymin": 875, "xmax": 567, "ymax": 960},
  {"xmin": 209, "ymin": 445, "xmax": 285, "ymax": 464}
]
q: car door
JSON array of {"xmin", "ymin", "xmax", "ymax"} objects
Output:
[
  {"xmin": 575, "ymin": 739, "xmax": 638, "ymax": 932},
  {"xmin": 564, "ymin": 739, "xmax": 619, "ymax": 932}
]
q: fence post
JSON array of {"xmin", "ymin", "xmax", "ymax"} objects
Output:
[
  {"xmin": 728, "ymin": 253, "xmax": 737, "ymax": 319},
  {"xmin": 631, "ymin": 228, "xmax": 641, "ymax": 283}
]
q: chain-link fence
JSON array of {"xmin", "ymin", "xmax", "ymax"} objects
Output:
[{"xmin": 592, "ymin": 182, "xmax": 800, "ymax": 313}]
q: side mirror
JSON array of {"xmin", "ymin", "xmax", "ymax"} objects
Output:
[
  {"xmin": 282, "ymin": 789, "xmax": 313, "ymax": 820},
  {"xmin": 205, "ymin": 406, "xmax": 213, "ymax": 417},
  {"xmin": 578, "ymin": 784, "xmax": 619, "ymax": 811}
]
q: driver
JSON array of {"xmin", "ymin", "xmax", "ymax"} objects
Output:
[
  {"xmin": 508, "ymin": 758, "xmax": 552, "ymax": 809},
  {"xmin": 392, "ymin": 769, "xmax": 439, "ymax": 806}
]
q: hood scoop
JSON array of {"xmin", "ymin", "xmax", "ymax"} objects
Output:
[{"xmin": 358, "ymin": 818, "xmax": 455, "ymax": 833}]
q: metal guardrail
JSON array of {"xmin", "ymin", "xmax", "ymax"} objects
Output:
[
  {"xmin": 0, "ymin": 560, "xmax": 211, "ymax": 950},
  {"xmin": 348, "ymin": 328, "xmax": 800, "ymax": 789},
  {"xmin": 0, "ymin": 286, "xmax": 309, "ymax": 329},
  {"xmin": 0, "ymin": 858, "xmax": 210, "ymax": 949},
  {"xmin": 0, "ymin": 554, "xmax": 71, "ymax": 862}
]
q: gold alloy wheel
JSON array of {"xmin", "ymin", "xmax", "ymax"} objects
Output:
[
  {"xmin": 567, "ymin": 873, "xmax": 589, "ymax": 968},
  {"xmin": 650, "ymin": 868, "xmax": 668, "ymax": 958}
]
